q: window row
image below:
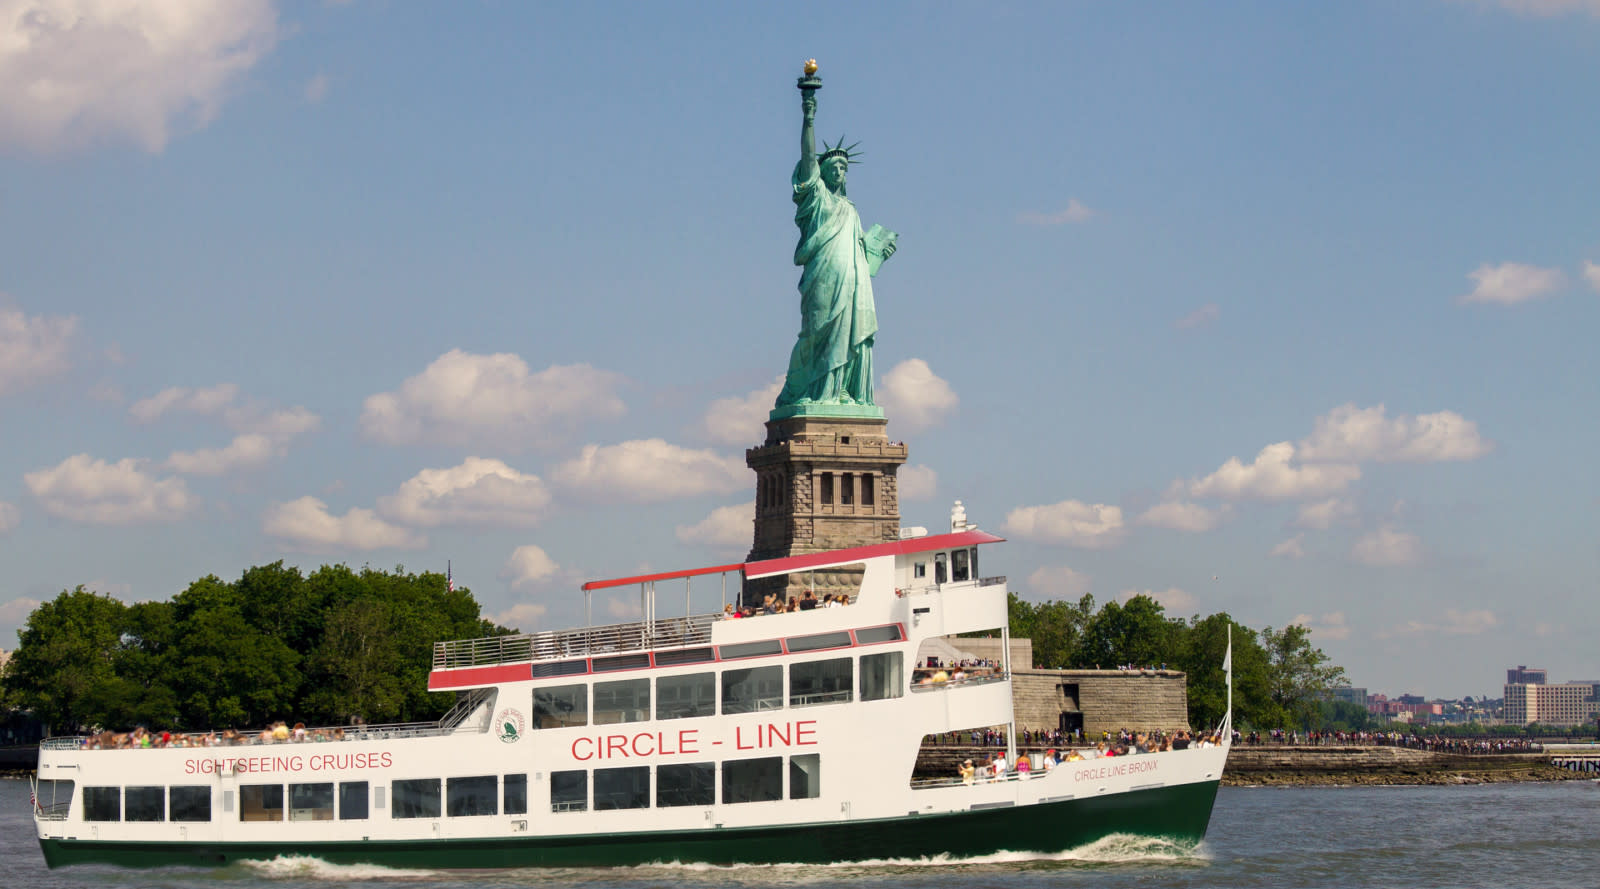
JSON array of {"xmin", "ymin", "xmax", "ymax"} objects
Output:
[
  {"xmin": 910, "ymin": 547, "xmax": 979, "ymax": 585},
  {"xmin": 528, "ymin": 624, "xmax": 903, "ymax": 679},
  {"xmin": 534, "ymin": 652, "xmax": 902, "ymax": 729},
  {"xmin": 78, "ymin": 775, "xmax": 528, "ymax": 823},
  {"xmin": 550, "ymin": 754, "xmax": 821, "ymax": 812},
  {"xmin": 74, "ymin": 757, "xmax": 818, "ymax": 823}
]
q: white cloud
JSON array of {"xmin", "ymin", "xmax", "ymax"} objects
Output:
[
  {"xmin": 488, "ymin": 602, "xmax": 548, "ymax": 632},
  {"xmin": 1271, "ymin": 534, "xmax": 1306, "ymax": 559},
  {"xmin": 1351, "ymin": 527, "xmax": 1421, "ymax": 567},
  {"xmin": 605, "ymin": 597, "xmax": 642, "ymax": 620},
  {"xmin": 1382, "ymin": 608, "xmax": 1501, "ymax": 638},
  {"xmin": 1289, "ymin": 611, "xmax": 1351, "ymax": 640},
  {"xmin": 0, "ymin": 0, "xmax": 279, "ymax": 154},
  {"xmin": 1017, "ymin": 199, "xmax": 1094, "ymax": 225},
  {"xmin": 878, "ymin": 359, "xmax": 958, "ymax": 432},
  {"xmin": 897, "ymin": 464, "xmax": 938, "ymax": 501},
  {"xmin": 0, "ymin": 501, "xmax": 19, "ymax": 533},
  {"xmin": 24, "ymin": 455, "xmax": 196, "ymax": 524},
  {"xmin": 1136, "ymin": 501, "xmax": 1225, "ymax": 533},
  {"xmin": 1584, "ymin": 261, "xmax": 1600, "ymax": 293},
  {"xmin": 1002, "ymin": 500, "xmax": 1125, "ymax": 548},
  {"xmin": 130, "ymin": 383, "xmax": 239, "ymax": 421},
  {"xmin": 360, "ymin": 350, "xmax": 626, "ymax": 451},
  {"xmin": 378, "ymin": 458, "xmax": 552, "ymax": 528},
  {"xmin": 1027, "ymin": 564, "xmax": 1091, "ymax": 597},
  {"xmin": 1, "ymin": 594, "xmax": 42, "ymax": 624},
  {"xmin": 1293, "ymin": 498, "xmax": 1356, "ymax": 530},
  {"xmin": 165, "ymin": 432, "xmax": 279, "ymax": 476},
  {"xmin": 304, "ymin": 72, "xmax": 329, "ymax": 103},
  {"xmin": 1118, "ymin": 587, "xmax": 1197, "ymax": 614},
  {"xmin": 1175, "ymin": 303, "xmax": 1220, "ymax": 330},
  {"xmin": 261, "ymin": 496, "xmax": 425, "ymax": 552},
  {"xmin": 499, "ymin": 544, "xmax": 559, "ymax": 592},
  {"xmin": 0, "ymin": 306, "xmax": 77, "ymax": 395},
  {"xmin": 701, "ymin": 377, "xmax": 782, "ymax": 446},
  {"xmin": 1187, "ymin": 442, "xmax": 1359, "ymax": 501},
  {"xmin": 552, "ymin": 439, "xmax": 746, "ymax": 503},
  {"xmin": 1458, "ymin": 262, "xmax": 1564, "ymax": 305},
  {"xmin": 1298, "ymin": 403, "xmax": 1492, "ymax": 463},
  {"xmin": 676, "ymin": 501, "xmax": 754, "ymax": 547}
]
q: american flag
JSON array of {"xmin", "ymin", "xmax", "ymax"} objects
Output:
[{"xmin": 447, "ymin": 560, "xmax": 455, "ymax": 592}]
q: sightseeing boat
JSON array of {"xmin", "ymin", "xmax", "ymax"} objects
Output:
[{"xmin": 30, "ymin": 513, "xmax": 1231, "ymax": 869}]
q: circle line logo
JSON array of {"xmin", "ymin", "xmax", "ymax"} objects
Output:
[{"xmin": 495, "ymin": 708, "xmax": 525, "ymax": 744}]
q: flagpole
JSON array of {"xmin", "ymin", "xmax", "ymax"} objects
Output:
[{"xmin": 1224, "ymin": 623, "xmax": 1234, "ymax": 743}]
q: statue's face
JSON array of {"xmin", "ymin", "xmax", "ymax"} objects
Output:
[{"xmin": 821, "ymin": 156, "xmax": 848, "ymax": 191}]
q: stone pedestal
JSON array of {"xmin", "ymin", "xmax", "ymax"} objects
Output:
[{"xmin": 743, "ymin": 414, "xmax": 908, "ymax": 606}]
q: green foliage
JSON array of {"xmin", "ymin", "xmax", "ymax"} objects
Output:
[
  {"xmin": 0, "ymin": 566, "xmax": 509, "ymax": 734},
  {"xmin": 1005, "ymin": 590, "xmax": 1349, "ymax": 731}
]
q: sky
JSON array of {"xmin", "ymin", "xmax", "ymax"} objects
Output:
[{"xmin": 1, "ymin": 0, "xmax": 1596, "ymax": 701}]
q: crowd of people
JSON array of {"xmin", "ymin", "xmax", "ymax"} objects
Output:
[
  {"xmin": 720, "ymin": 590, "xmax": 851, "ymax": 618},
  {"xmin": 79, "ymin": 722, "xmax": 353, "ymax": 749},
  {"xmin": 953, "ymin": 729, "xmax": 1226, "ymax": 783}
]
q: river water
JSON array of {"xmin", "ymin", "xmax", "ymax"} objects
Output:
[{"xmin": 3, "ymin": 776, "xmax": 1597, "ymax": 888}]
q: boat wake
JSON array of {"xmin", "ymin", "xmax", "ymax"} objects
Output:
[
  {"xmin": 239, "ymin": 854, "xmax": 440, "ymax": 881},
  {"xmin": 626, "ymin": 834, "xmax": 1208, "ymax": 874}
]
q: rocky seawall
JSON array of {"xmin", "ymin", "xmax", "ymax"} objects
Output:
[{"xmin": 914, "ymin": 744, "xmax": 1593, "ymax": 785}]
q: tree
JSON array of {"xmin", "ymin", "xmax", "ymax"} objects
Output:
[
  {"xmin": 1075, "ymin": 595, "xmax": 1184, "ymax": 670},
  {"xmin": 1, "ymin": 587, "xmax": 129, "ymax": 732},
  {"xmin": 1261, "ymin": 623, "xmax": 1347, "ymax": 730},
  {"xmin": 1005, "ymin": 592, "xmax": 1094, "ymax": 668},
  {"xmin": 1175, "ymin": 612, "xmax": 1274, "ymax": 730}
]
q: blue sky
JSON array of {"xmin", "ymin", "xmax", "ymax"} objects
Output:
[{"xmin": 1, "ymin": 0, "xmax": 1595, "ymax": 700}]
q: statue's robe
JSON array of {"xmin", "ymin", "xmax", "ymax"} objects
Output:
[{"xmin": 777, "ymin": 160, "xmax": 877, "ymax": 406}]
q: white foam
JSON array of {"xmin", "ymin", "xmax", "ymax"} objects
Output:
[{"xmin": 239, "ymin": 854, "xmax": 440, "ymax": 881}]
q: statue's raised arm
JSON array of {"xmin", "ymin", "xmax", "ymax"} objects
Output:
[{"xmin": 775, "ymin": 61, "xmax": 897, "ymax": 415}]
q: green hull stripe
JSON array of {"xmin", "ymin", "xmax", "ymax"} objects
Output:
[{"xmin": 41, "ymin": 780, "xmax": 1220, "ymax": 870}]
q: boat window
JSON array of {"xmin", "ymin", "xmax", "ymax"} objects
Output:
[
  {"xmin": 530, "ymin": 659, "xmax": 589, "ymax": 679},
  {"xmin": 722, "ymin": 756, "xmax": 782, "ymax": 804},
  {"xmin": 593, "ymin": 678, "xmax": 651, "ymax": 725},
  {"xmin": 533, "ymin": 684, "xmax": 588, "ymax": 729},
  {"xmin": 446, "ymin": 775, "xmax": 498, "ymax": 817},
  {"xmin": 125, "ymin": 786, "xmax": 164, "ymax": 822},
  {"xmin": 391, "ymin": 779, "xmax": 441, "ymax": 819},
  {"xmin": 593, "ymin": 767, "xmax": 649, "ymax": 810},
  {"xmin": 786, "ymin": 631, "xmax": 851, "ymax": 653},
  {"xmin": 790, "ymin": 657, "xmax": 853, "ymax": 707},
  {"xmin": 83, "ymin": 786, "xmax": 120, "ymax": 822},
  {"xmin": 790, "ymin": 753, "xmax": 822, "ymax": 799},
  {"xmin": 289, "ymin": 783, "xmax": 334, "ymax": 821},
  {"xmin": 656, "ymin": 672, "xmax": 716, "ymax": 720},
  {"xmin": 721, "ymin": 665, "xmax": 783, "ymax": 714},
  {"xmin": 33, "ymin": 779, "xmax": 74, "ymax": 819},
  {"xmin": 240, "ymin": 784, "xmax": 284, "ymax": 822},
  {"xmin": 860, "ymin": 651, "xmax": 904, "ymax": 702},
  {"xmin": 339, "ymin": 782, "xmax": 369, "ymax": 820},
  {"xmin": 913, "ymin": 561, "xmax": 926, "ymax": 579},
  {"xmin": 656, "ymin": 762, "xmax": 715, "ymax": 808},
  {"xmin": 951, "ymin": 548, "xmax": 970, "ymax": 582},
  {"xmin": 934, "ymin": 553, "xmax": 948, "ymax": 585},
  {"xmin": 503, "ymin": 774, "xmax": 528, "ymax": 816},
  {"xmin": 593, "ymin": 653, "xmax": 651, "ymax": 673},
  {"xmin": 169, "ymin": 786, "xmax": 210, "ymax": 822},
  {"xmin": 969, "ymin": 548, "xmax": 978, "ymax": 579},
  {"xmin": 719, "ymin": 639, "xmax": 782, "ymax": 660},
  {"xmin": 551, "ymin": 770, "xmax": 587, "ymax": 813},
  {"xmin": 655, "ymin": 646, "xmax": 715, "ymax": 667},
  {"xmin": 854, "ymin": 624, "xmax": 902, "ymax": 644}
]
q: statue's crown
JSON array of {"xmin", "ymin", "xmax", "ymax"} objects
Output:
[{"xmin": 819, "ymin": 136, "xmax": 863, "ymax": 165}]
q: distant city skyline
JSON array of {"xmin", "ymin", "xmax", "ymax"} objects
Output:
[{"xmin": 1, "ymin": 1, "xmax": 1596, "ymax": 699}]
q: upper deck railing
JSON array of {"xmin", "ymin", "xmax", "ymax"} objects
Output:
[{"xmin": 432, "ymin": 613, "xmax": 723, "ymax": 671}]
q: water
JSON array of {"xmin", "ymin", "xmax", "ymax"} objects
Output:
[{"xmin": 4, "ymin": 776, "xmax": 1597, "ymax": 888}]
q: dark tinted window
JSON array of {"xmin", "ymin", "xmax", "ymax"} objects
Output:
[
  {"xmin": 339, "ymin": 782, "xmax": 369, "ymax": 820},
  {"xmin": 504, "ymin": 774, "xmax": 528, "ymax": 815},
  {"xmin": 657, "ymin": 762, "xmax": 715, "ymax": 808},
  {"xmin": 391, "ymin": 779, "xmax": 441, "ymax": 819},
  {"xmin": 447, "ymin": 775, "xmax": 498, "ymax": 816},
  {"xmin": 170, "ymin": 786, "xmax": 210, "ymax": 822}
]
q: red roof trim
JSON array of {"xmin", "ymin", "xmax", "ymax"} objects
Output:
[
  {"xmin": 582, "ymin": 561, "xmax": 746, "ymax": 592},
  {"xmin": 427, "ymin": 663, "xmax": 532, "ymax": 691},
  {"xmin": 745, "ymin": 529, "xmax": 1005, "ymax": 579}
]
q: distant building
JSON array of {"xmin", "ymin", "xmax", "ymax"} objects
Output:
[
  {"xmin": 1327, "ymin": 687, "xmax": 1368, "ymax": 706},
  {"xmin": 1504, "ymin": 678, "xmax": 1600, "ymax": 727},
  {"xmin": 1507, "ymin": 665, "xmax": 1548, "ymax": 685}
]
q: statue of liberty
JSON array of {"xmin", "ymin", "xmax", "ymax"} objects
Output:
[{"xmin": 775, "ymin": 62, "xmax": 897, "ymax": 413}]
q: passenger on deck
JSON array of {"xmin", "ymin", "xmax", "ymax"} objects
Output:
[{"xmin": 959, "ymin": 759, "xmax": 976, "ymax": 785}]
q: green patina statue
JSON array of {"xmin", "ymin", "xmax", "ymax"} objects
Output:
[{"xmin": 773, "ymin": 61, "xmax": 898, "ymax": 419}]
